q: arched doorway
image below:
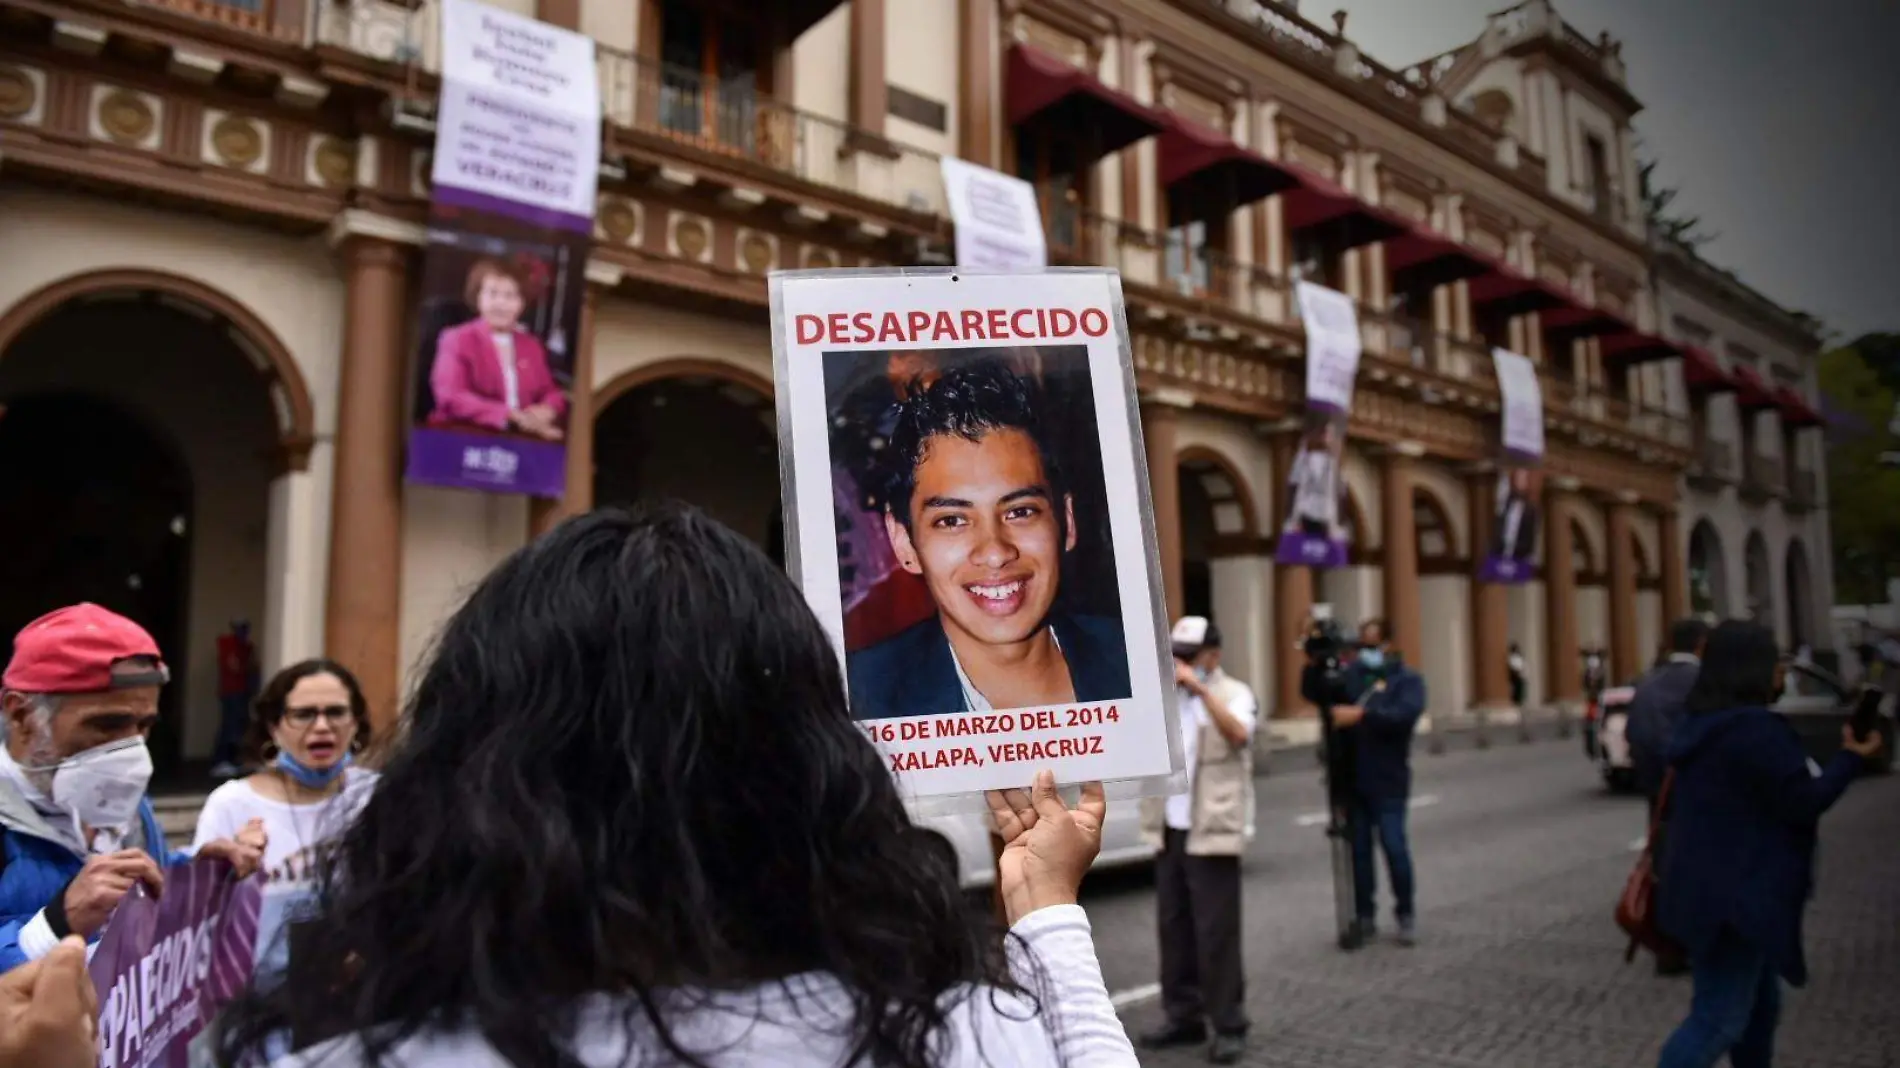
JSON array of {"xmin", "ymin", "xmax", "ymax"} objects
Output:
[
  {"xmin": 1688, "ymin": 519, "xmax": 1727, "ymax": 616},
  {"xmin": 1785, "ymin": 539, "xmax": 1813, "ymax": 649},
  {"xmin": 1179, "ymin": 448, "xmax": 1260, "ymax": 622},
  {"xmin": 0, "ymin": 277, "xmax": 297, "ymax": 780},
  {"xmin": 1744, "ymin": 530, "xmax": 1774, "ymax": 626},
  {"xmin": 592, "ymin": 361, "xmax": 780, "ymax": 561}
]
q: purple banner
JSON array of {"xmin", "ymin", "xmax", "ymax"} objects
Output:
[
  {"xmin": 1275, "ymin": 407, "xmax": 1351, "ymax": 569},
  {"xmin": 433, "ymin": 183, "xmax": 594, "ymax": 236},
  {"xmin": 1480, "ymin": 466, "xmax": 1544, "ymax": 585},
  {"xmin": 406, "ymin": 425, "xmax": 568, "ymax": 498},
  {"xmin": 87, "ymin": 857, "xmax": 263, "ymax": 1068}
]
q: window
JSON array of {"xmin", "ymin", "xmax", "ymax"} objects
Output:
[
  {"xmin": 1015, "ymin": 130, "xmax": 1089, "ymax": 258},
  {"xmin": 1584, "ymin": 134, "xmax": 1612, "ymax": 222},
  {"xmin": 1387, "ymin": 281, "xmax": 1433, "ymax": 368},
  {"xmin": 658, "ymin": 1, "xmax": 766, "ymax": 151},
  {"xmin": 1289, "ymin": 227, "xmax": 1342, "ymax": 289},
  {"xmin": 1161, "ymin": 184, "xmax": 1230, "ymax": 297}
]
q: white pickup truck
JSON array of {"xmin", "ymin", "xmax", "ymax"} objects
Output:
[{"xmin": 918, "ymin": 796, "xmax": 1158, "ymax": 888}]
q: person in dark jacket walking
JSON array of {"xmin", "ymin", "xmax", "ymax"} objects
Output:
[
  {"xmin": 1654, "ymin": 620, "xmax": 1883, "ymax": 1068},
  {"xmin": 1331, "ymin": 619, "xmax": 1428, "ymax": 948},
  {"xmin": 1627, "ymin": 618, "xmax": 1708, "ymax": 810}
]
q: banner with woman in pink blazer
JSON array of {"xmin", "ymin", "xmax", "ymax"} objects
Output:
[{"xmin": 403, "ymin": 0, "xmax": 599, "ymax": 498}]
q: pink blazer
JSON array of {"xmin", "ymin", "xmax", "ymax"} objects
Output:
[{"xmin": 427, "ymin": 318, "xmax": 568, "ymax": 432}]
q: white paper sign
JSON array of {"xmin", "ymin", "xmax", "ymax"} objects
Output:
[
  {"xmin": 434, "ymin": 0, "xmax": 601, "ymax": 222},
  {"xmin": 1295, "ymin": 281, "xmax": 1363, "ymax": 412},
  {"xmin": 769, "ymin": 268, "xmax": 1180, "ymax": 803},
  {"xmin": 940, "ymin": 158, "xmax": 1049, "ymax": 273},
  {"xmin": 1491, "ymin": 347, "xmax": 1546, "ymax": 459}
]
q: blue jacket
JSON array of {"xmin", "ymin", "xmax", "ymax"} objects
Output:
[
  {"xmin": 1625, "ymin": 657, "xmax": 1699, "ymax": 798},
  {"xmin": 847, "ymin": 612, "xmax": 1131, "ymax": 721},
  {"xmin": 1343, "ymin": 662, "xmax": 1427, "ymax": 801},
  {"xmin": 1, "ymin": 777, "xmax": 180, "ymax": 973},
  {"xmin": 1655, "ymin": 705, "xmax": 1860, "ymax": 986}
]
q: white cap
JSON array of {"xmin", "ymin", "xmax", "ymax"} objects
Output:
[{"xmin": 1170, "ymin": 616, "xmax": 1211, "ymax": 648}]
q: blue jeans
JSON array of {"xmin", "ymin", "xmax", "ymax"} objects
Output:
[
  {"xmin": 1657, "ymin": 931, "xmax": 1781, "ymax": 1068},
  {"xmin": 1349, "ymin": 794, "xmax": 1414, "ymax": 922}
]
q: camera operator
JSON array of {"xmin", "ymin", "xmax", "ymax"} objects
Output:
[
  {"xmin": 1138, "ymin": 617, "xmax": 1257, "ymax": 1065},
  {"xmin": 1329, "ymin": 619, "xmax": 1427, "ymax": 948}
]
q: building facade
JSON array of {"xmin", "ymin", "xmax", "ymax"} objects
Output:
[
  {"xmin": 3, "ymin": 0, "xmax": 1817, "ymax": 768},
  {"xmin": 1653, "ymin": 240, "xmax": 1834, "ymax": 657}
]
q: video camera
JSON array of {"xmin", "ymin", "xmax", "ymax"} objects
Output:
[{"xmin": 1299, "ymin": 606, "xmax": 1356, "ymax": 709}]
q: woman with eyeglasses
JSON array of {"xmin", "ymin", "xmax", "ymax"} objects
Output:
[{"xmin": 192, "ymin": 660, "xmax": 376, "ymax": 990}]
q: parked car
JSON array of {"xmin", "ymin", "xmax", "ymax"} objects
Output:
[{"xmin": 919, "ymin": 795, "xmax": 1157, "ymax": 889}]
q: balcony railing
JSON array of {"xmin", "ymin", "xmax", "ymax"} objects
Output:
[
  {"xmin": 1787, "ymin": 468, "xmax": 1819, "ymax": 512},
  {"xmin": 1742, "ymin": 453, "xmax": 1783, "ymax": 501},
  {"xmin": 1689, "ymin": 437, "xmax": 1734, "ymax": 484},
  {"xmin": 134, "ymin": 0, "xmax": 298, "ymax": 41}
]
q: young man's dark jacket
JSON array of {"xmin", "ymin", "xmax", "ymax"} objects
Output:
[
  {"xmin": 1340, "ymin": 659, "xmax": 1427, "ymax": 801},
  {"xmin": 1655, "ymin": 705, "xmax": 1860, "ymax": 985},
  {"xmin": 1624, "ymin": 655, "xmax": 1699, "ymax": 798},
  {"xmin": 847, "ymin": 612, "xmax": 1129, "ymax": 720}
]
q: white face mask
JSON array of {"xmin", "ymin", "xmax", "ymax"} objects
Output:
[{"xmin": 45, "ymin": 738, "xmax": 152, "ymax": 852}]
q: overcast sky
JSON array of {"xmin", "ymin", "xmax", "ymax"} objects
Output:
[{"xmin": 1329, "ymin": 0, "xmax": 1900, "ymax": 342}]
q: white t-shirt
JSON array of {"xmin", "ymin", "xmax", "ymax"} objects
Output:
[
  {"xmin": 1164, "ymin": 674, "xmax": 1259, "ymax": 831},
  {"xmin": 492, "ymin": 330, "xmax": 520, "ymax": 411},
  {"xmin": 192, "ymin": 769, "xmax": 376, "ymax": 976},
  {"xmin": 1290, "ymin": 450, "xmax": 1337, "ymax": 529},
  {"xmin": 269, "ymin": 904, "xmax": 1137, "ymax": 1068}
]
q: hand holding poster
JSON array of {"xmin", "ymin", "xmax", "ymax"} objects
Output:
[
  {"xmin": 771, "ymin": 269, "xmax": 1182, "ymax": 805},
  {"xmin": 1483, "ymin": 348, "xmax": 1545, "ymax": 583},
  {"xmin": 1276, "ymin": 282, "xmax": 1362, "ymax": 569},
  {"xmin": 87, "ymin": 857, "xmax": 263, "ymax": 1068}
]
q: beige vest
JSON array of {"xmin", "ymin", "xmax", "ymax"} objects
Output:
[{"xmin": 1140, "ymin": 671, "xmax": 1256, "ymax": 856}]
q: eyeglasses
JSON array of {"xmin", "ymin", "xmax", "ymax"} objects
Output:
[{"xmin": 283, "ymin": 705, "xmax": 353, "ymax": 729}]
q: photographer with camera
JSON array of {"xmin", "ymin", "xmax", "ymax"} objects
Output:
[{"xmin": 1330, "ymin": 619, "xmax": 1428, "ymax": 948}]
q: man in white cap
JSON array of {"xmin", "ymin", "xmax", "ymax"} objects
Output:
[{"xmin": 1137, "ymin": 616, "xmax": 1258, "ymax": 1064}]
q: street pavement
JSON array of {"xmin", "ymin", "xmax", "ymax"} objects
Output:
[{"xmin": 1081, "ymin": 736, "xmax": 1900, "ymax": 1067}]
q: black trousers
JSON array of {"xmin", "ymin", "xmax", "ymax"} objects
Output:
[{"xmin": 1156, "ymin": 828, "xmax": 1248, "ymax": 1035}]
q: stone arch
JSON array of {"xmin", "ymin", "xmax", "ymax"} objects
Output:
[
  {"xmin": 1744, "ymin": 529, "xmax": 1774, "ymax": 625},
  {"xmin": 1688, "ymin": 518, "xmax": 1728, "ymax": 615},
  {"xmin": 1341, "ymin": 487, "xmax": 1371, "ymax": 562},
  {"xmin": 593, "ymin": 355, "xmax": 775, "ymax": 413},
  {"xmin": 0, "ymin": 268, "xmax": 316, "ymax": 471},
  {"xmin": 1179, "ymin": 444, "xmax": 1261, "ymax": 541},
  {"xmin": 1570, "ymin": 515, "xmax": 1601, "ymax": 578},
  {"xmin": 1784, "ymin": 538, "xmax": 1814, "ymax": 648},
  {"xmin": 1412, "ymin": 482, "xmax": 1460, "ymax": 567}
]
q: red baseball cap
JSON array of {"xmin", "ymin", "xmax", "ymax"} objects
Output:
[{"xmin": 3, "ymin": 604, "xmax": 169, "ymax": 694}]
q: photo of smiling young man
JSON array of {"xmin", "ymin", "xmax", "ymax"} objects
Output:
[{"xmin": 843, "ymin": 355, "xmax": 1132, "ymax": 720}]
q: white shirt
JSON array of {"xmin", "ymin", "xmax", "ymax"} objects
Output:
[
  {"xmin": 948, "ymin": 628, "xmax": 1061, "ymax": 713},
  {"xmin": 270, "ymin": 904, "xmax": 1137, "ymax": 1068},
  {"xmin": 492, "ymin": 330, "xmax": 520, "ymax": 411},
  {"xmin": 1164, "ymin": 673, "xmax": 1259, "ymax": 831},
  {"xmin": 1289, "ymin": 450, "xmax": 1338, "ymax": 529}
]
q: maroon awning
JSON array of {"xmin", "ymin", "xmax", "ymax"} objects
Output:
[
  {"xmin": 1729, "ymin": 365, "xmax": 1778, "ymax": 410},
  {"xmin": 1277, "ymin": 165, "xmax": 1410, "ymax": 249},
  {"xmin": 1681, "ymin": 345, "xmax": 1735, "ymax": 394},
  {"xmin": 1600, "ymin": 329, "xmax": 1683, "ymax": 366},
  {"xmin": 1157, "ymin": 116, "xmax": 1303, "ymax": 226},
  {"xmin": 1774, "ymin": 385, "xmax": 1826, "ymax": 428},
  {"xmin": 1540, "ymin": 304, "xmax": 1631, "ymax": 340},
  {"xmin": 1466, "ymin": 268, "xmax": 1576, "ymax": 317},
  {"xmin": 1006, "ymin": 45, "xmax": 1167, "ymax": 160},
  {"xmin": 1384, "ymin": 227, "xmax": 1502, "ymax": 291}
]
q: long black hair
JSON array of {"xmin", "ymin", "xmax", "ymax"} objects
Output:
[
  {"xmin": 216, "ymin": 504, "xmax": 1024, "ymax": 1067},
  {"xmin": 1683, "ymin": 618, "xmax": 1781, "ymax": 714}
]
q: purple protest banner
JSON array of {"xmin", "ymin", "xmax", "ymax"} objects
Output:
[
  {"xmin": 1481, "ymin": 348, "xmax": 1545, "ymax": 585},
  {"xmin": 1276, "ymin": 282, "xmax": 1360, "ymax": 570},
  {"xmin": 87, "ymin": 856, "xmax": 264, "ymax": 1068}
]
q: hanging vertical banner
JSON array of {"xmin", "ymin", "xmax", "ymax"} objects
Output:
[
  {"xmin": 941, "ymin": 157, "xmax": 1049, "ymax": 273},
  {"xmin": 1484, "ymin": 347, "xmax": 1545, "ymax": 583},
  {"xmin": 405, "ymin": 0, "xmax": 599, "ymax": 498},
  {"xmin": 769, "ymin": 267, "xmax": 1183, "ymax": 807},
  {"xmin": 1276, "ymin": 281, "xmax": 1361, "ymax": 568}
]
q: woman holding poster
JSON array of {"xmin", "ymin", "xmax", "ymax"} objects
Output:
[{"xmin": 212, "ymin": 506, "xmax": 1137, "ymax": 1068}]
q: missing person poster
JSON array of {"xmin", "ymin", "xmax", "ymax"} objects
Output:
[
  {"xmin": 404, "ymin": 0, "xmax": 598, "ymax": 498},
  {"xmin": 1276, "ymin": 281, "xmax": 1361, "ymax": 568},
  {"xmin": 1484, "ymin": 347, "xmax": 1545, "ymax": 583},
  {"xmin": 770, "ymin": 268, "xmax": 1182, "ymax": 803}
]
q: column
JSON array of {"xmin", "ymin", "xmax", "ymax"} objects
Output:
[
  {"xmin": 1607, "ymin": 500, "xmax": 1641, "ymax": 683},
  {"xmin": 1543, "ymin": 487, "xmax": 1581, "ymax": 703},
  {"xmin": 1467, "ymin": 470, "xmax": 1511, "ymax": 707},
  {"xmin": 849, "ymin": 0, "xmax": 888, "ymax": 138},
  {"xmin": 325, "ymin": 237, "xmax": 410, "ymax": 733},
  {"xmin": 535, "ymin": 0, "xmax": 578, "ymax": 29},
  {"xmin": 1270, "ymin": 434, "xmax": 1313, "ymax": 718},
  {"xmin": 1141, "ymin": 400, "xmax": 1184, "ymax": 623},
  {"xmin": 957, "ymin": 0, "xmax": 996, "ymax": 167},
  {"xmin": 1657, "ymin": 506, "xmax": 1688, "ymax": 626},
  {"xmin": 1380, "ymin": 449, "xmax": 1421, "ymax": 665},
  {"xmin": 529, "ymin": 285, "xmax": 602, "ymax": 537}
]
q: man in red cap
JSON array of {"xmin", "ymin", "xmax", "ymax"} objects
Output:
[{"xmin": 0, "ymin": 604, "xmax": 266, "ymax": 973}]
